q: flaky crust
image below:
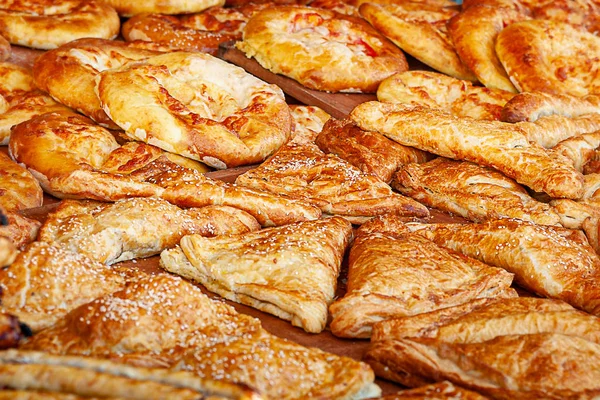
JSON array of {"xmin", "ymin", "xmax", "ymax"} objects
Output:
[
  {"xmin": 39, "ymin": 198, "xmax": 260, "ymax": 265},
  {"xmin": 121, "ymin": 14, "xmax": 237, "ymax": 55},
  {"xmin": 97, "ymin": 52, "xmax": 291, "ymax": 169},
  {"xmin": 33, "ymin": 38, "xmax": 160, "ymax": 127},
  {"xmin": 448, "ymin": 5, "xmax": 525, "ymax": 92},
  {"xmin": 0, "ymin": 350, "xmax": 262, "ymax": 399},
  {"xmin": 0, "ymin": 0, "xmax": 119, "ymax": 50},
  {"xmin": 0, "ymin": 242, "xmax": 128, "ymax": 332},
  {"xmin": 329, "ymin": 215, "xmax": 515, "ymax": 338},
  {"xmin": 101, "ymin": 0, "xmax": 224, "ymax": 16},
  {"xmin": 0, "ymin": 62, "xmax": 35, "ymax": 104},
  {"xmin": 350, "ymin": 102, "xmax": 584, "ymax": 199},
  {"xmin": 161, "ymin": 217, "xmax": 353, "ymax": 333},
  {"xmin": 235, "ymin": 141, "xmax": 429, "ymax": 223},
  {"xmin": 0, "ymin": 152, "xmax": 42, "ymax": 212},
  {"xmin": 0, "ymin": 211, "xmax": 40, "ymax": 252},
  {"xmin": 316, "ymin": 118, "xmax": 432, "ymax": 183},
  {"xmin": 551, "ymin": 130, "xmax": 600, "ymax": 172},
  {"xmin": 393, "ymin": 158, "xmax": 561, "ymax": 226},
  {"xmin": 179, "ymin": 3, "xmax": 271, "ymax": 36},
  {"xmin": 289, "ymin": 104, "xmax": 331, "ymax": 144},
  {"xmin": 237, "ymin": 6, "xmax": 408, "ymax": 93},
  {"xmin": 377, "ymin": 70, "xmax": 514, "ymax": 120},
  {"xmin": 496, "ymin": 19, "xmax": 600, "ymax": 96},
  {"xmin": 365, "ymin": 334, "xmax": 600, "ymax": 398},
  {"xmin": 409, "ymin": 219, "xmax": 600, "ymax": 316},
  {"xmin": 372, "ymin": 297, "xmax": 600, "ymax": 345},
  {"xmin": 358, "ymin": 2, "xmax": 476, "ymax": 81},
  {"xmin": 501, "ymin": 91, "xmax": 600, "ymax": 123},
  {"xmin": 515, "ymin": 113, "xmax": 600, "ymax": 148},
  {"xmin": 380, "ymin": 381, "xmax": 489, "ymax": 400}
]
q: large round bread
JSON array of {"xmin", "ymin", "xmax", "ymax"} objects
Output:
[
  {"xmin": 96, "ymin": 52, "xmax": 292, "ymax": 169},
  {"xmin": 33, "ymin": 38, "xmax": 161, "ymax": 128},
  {"xmin": 496, "ymin": 19, "xmax": 600, "ymax": 97},
  {"xmin": 101, "ymin": 0, "xmax": 224, "ymax": 16},
  {"xmin": 0, "ymin": 0, "xmax": 119, "ymax": 50},
  {"xmin": 237, "ymin": 6, "xmax": 408, "ymax": 93}
]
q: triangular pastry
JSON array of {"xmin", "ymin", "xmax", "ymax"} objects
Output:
[
  {"xmin": 393, "ymin": 157, "xmax": 562, "ymax": 226},
  {"xmin": 235, "ymin": 141, "xmax": 429, "ymax": 224},
  {"xmin": 38, "ymin": 198, "xmax": 260, "ymax": 265},
  {"xmin": 160, "ymin": 217, "xmax": 353, "ymax": 333},
  {"xmin": 407, "ymin": 219, "xmax": 600, "ymax": 316},
  {"xmin": 329, "ymin": 215, "xmax": 516, "ymax": 338},
  {"xmin": 350, "ymin": 101, "xmax": 584, "ymax": 199}
]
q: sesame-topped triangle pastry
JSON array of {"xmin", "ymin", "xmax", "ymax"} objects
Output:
[
  {"xmin": 160, "ymin": 216, "xmax": 353, "ymax": 333},
  {"xmin": 235, "ymin": 141, "xmax": 429, "ymax": 224},
  {"xmin": 329, "ymin": 215, "xmax": 516, "ymax": 338}
]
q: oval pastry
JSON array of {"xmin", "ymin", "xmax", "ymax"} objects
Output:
[
  {"xmin": 101, "ymin": 0, "xmax": 224, "ymax": 16},
  {"xmin": 96, "ymin": 52, "xmax": 292, "ymax": 169},
  {"xmin": 0, "ymin": 0, "xmax": 119, "ymax": 50},
  {"xmin": 237, "ymin": 6, "xmax": 408, "ymax": 93}
]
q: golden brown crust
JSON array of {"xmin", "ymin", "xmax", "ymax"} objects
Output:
[
  {"xmin": 377, "ymin": 70, "xmax": 515, "ymax": 121},
  {"xmin": 393, "ymin": 158, "xmax": 562, "ymax": 226},
  {"xmin": 237, "ymin": 6, "xmax": 408, "ymax": 93},
  {"xmin": 448, "ymin": 5, "xmax": 525, "ymax": 92},
  {"xmin": 551, "ymin": 130, "xmax": 600, "ymax": 172},
  {"xmin": 179, "ymin": 4, "xmax": 271, "ymax": 35},
  {"xmin": 496, "ymin": 19, "xmax": 600, "ymax": 96},
  {"xmin": 102, "ymin": 0, "xmax": 225, "ymax": 16},
  {"xmin": 515, "ymin": 113, "xmax": 600, "ymax": 148},
  {"xmin": 0, "ymin": 0, "xmax": 120, "ymax": 50},
  {"xmin": 501, "ymin": 91, "xmax": 600, "ymax": 123},
  {"xmin": 358, "ymin": 2, "xmax": 476, "ymax": 81},
  {"xmin": 38, "ymin": 198, "xmax": 260, "ymax": 265},
  {"xmin": 0, "ymin": 211, "xmax": 40, "ymax": 252},
  {"xmin": 380, "ymin": 381, "xmax": 490, "ymax": 400},
  {"xmin": 33, "ymin": 38, "xmax": 160, "ymax": 127},
  {"xmin": 235, "ymin": 141, "xmax": 429, "ymax": 223},
  {"xmin": 0, "ymin": 62, "xmax": 35, "ymax": 104},
  {"xmin": 96, "ymin": 52, "xmax": 292, "ymax": 169},
  {"xmin": 121, "ymin": 14, "xmax": 238, "ymax": 55},
  {"xmin": 0, "ymin": 241, "xmax": 129, "ymax": 332},
  {"xmin": 316, "ymin": 118, "xmax": 432, "ymax": 183},
  {"xmin": 0, "ymin": 36, "xmax": 9, "ymax": 62},
  {"xmin": 350, "ymin": 101, "xmax": 584, "ymax": 199},
  {"xmin": 289, "ymin": 104, "xmax": 331, "ymax": 144},
  {"xmin": 408, "ymin": 219, "xmax": 600, "ymax": 316},
  {"xmin": 161, "ymin": 217, "xmax": 353, "ymax": 333},
  {"xmin": 0, "ymin": 152, "xmax": 42, "ymax": 212},
  {"xmin": 329, "ymin": 215, "xmax": 515, "ymax": 338}
]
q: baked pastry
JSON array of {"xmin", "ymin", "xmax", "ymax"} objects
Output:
[
  {"xmin": 496, "ymin": 19, "xmax": 600, "ymax": 96},
  {"xmin": 160, "ymin": 216, "xmax": 353, "ymax": 333},
  {"xmin": 358, "ymin": 2, "xmax": 476, "ymax": 81},
  {"xmin": 0, "ymin": 62, "xmax": 35, "ymax": 105},
  {"xmin": 0, "ymin": 0, "xmax": 119, "ymax": 50},
  {"xmin": 372, "ymin": 296, "xmax": 600, "ymax": 344},
  {"xmin": 0, "ymin": 210, "xmax": 40, "ymax": 255},
  {"xmin": 236, "ymin": 141, "xmax": 429, "ymax": 223},
  {"xmin": 38, "ymin": 198, "xmax": 260, "ymax": 265},
  {"xmin": 0, "ymin": 152, "xmax": 42, "ymax": 212},
  {"xmin": 289, "ymin": 104, "xmax": 331, "ymax": 144},
  {"xmin": 551, "ymin": 131, "xmax": 600, "ymax": 172},
  {"xmin": 380, "ymin": 381, "xmax": 489, "ymax": 400},
  {"xmin": 0, "ymin": 314, "xmax": 29, "ymax": 350},
  {"xmin": 407, "ymin": 219, "xmax": 600, "ymax": 316},
  {"xmin": 33, "ymin": 38, "xmax": 160, "ymax": 127},
  {"xmin": 350, "ymin": 101, "xmax": 584, "ymax": 199},
  {"xmin": 328, "ymin": 215, "xmax": 515, "ymax": 338},
  {"xmin": 501, "ymin": 91, "xmax": 600, "ymax": 123},
  {"xmin": 0, "ymin": 36, "xmax": 9, "ymax": 62},
  {"xmin": 531, "ymin": 0, "xmax": 600, "ymax": 34},
  {"xmin": 316, "ymin": 118, "xmax": 432, "ymax": 183},
  {"xmin": 96, "ymin": 51, "xmax": 291, "ymax": 169},
  {"xmin": 101, "ymin": 0, "xmax": 224, "ymax": 16},
  {"xmin": 393, "ymin": 158, "xmax": 562, "ymax": 226},
  {"xmin": 447, "ymin": 4, "xmax": 526, "ymax": 92},
  {"xmin": 514, "ymin": 113, "xmax": 600, "ymax": 148},
  {"xmin": 179, "ymin": 3, "xmax": 270, "ymax": 36},
  {"xmin": 173, "ymin": 330, "xmax": 381, "ymax": 400},
  {"xmin": 0, "ymin": 241, "xmax": 129, "ymax": 332},
  {"xmin": 365, "ymin": 333, "xmax": 600, "ymax": 397},
  {"xmin": 237, "ymin": 6, "xmax": 408, "ymax": 93},
  {"xmin": 377, "ymin": 70, "xmax": 515, "ymax": 121},
  {"xmin": 308, "ymin": 0, "xmax": 360, "ymax": 15},
  {"xmin": 121, "ymin": 13, "xmax": 238, "ymax": 55},
  {"xmin": 0, "ymin": 350, "xmax": 261, "ymax": 399}
]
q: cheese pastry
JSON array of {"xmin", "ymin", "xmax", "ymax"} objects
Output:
[
  {"xmin": 350, "ymin": 102, "xmax": 584, "ymax": 199},
  {"xmin": 289, "ymin": 104, "xmax": 331, "ymax": 144},
  {"xmin": 393, "ymin": 158, "xmax": 562, "ymax": 226},
  {"xmin": 377, "ymin": 70, "xmax": 514, "ymax": 121},
  {"xmin": 39, "ymin": 198, "xmax": 260, "ymax": 265},
  {"xmin": 329, "ymin": 215, "xmax": 515, "ymax": 338},
  {"xmin": 316, "ymin": 118, "xmax": 432, "ymax": 183},
  {"xmin": 235, "ymin": 141, "xmax": 429, "ymax": 224},
  {"xmin": 407, "ymin": 219, "xmax": 600, "ymax": 316},
  {"xmin": 161, "ymin": 216, "xmax": 353, "ymax": 333},
  {"xmin": 0, "ymin": 242, "xmax": 129, "ymax": 332}
]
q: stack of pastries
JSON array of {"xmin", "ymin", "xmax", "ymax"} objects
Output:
[{"xmin": 1, "ymin": 0, "xmax": 600, "ymax": 398}]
